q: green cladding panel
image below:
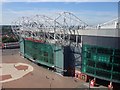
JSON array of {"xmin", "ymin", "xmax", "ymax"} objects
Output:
[
  {"xmin": 24, "ymin": 39, "xmax": 54, "ymax": 67},
  {"xmin": 81, "ymin": 44, "xmax": 120, "ymax": 83},
  {"xmin": 54, "ymin": 46, "xmax": 64, "ymax": 74},
  {"xmin": 21, "ymin": 39, "xmax": 64, "ymax": 71}
]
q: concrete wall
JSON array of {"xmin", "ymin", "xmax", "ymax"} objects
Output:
[{"xmin": 82, "ymin": 36, "xmax": 120, "ymax": 49}]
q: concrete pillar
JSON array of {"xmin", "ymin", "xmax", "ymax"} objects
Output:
[
  {"xmin": 80, "ymin": 36, "xmax": 82, "ymax": 48},
  {"xmin": 97, "ymin": 24, "xmax": 101, "ymax": 29},
  {"xmin": 76, "ymin": 35, "xmax": 78, "ymax": 46},
  {"xmin": 115, "ymin": 21, "xmax": 119, "ymax": 29}
]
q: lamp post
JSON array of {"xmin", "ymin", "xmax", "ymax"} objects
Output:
[
  {"xmin": 50, "ymin": 77, "xmax": 54, "ymax": 90},
  {"xmin": 46, "ymin": 66, "xmax": 55, "ymax": 90},
  {"xmin": 46, "ymin": 65, "xmax": 67, "ymax": 89},
  {"xmin": 89, "ymin": 79, "xmax": 91, "ymax": 90},
  {"xmin": 46, "ymin": 75, "xmax": 54, "ymax": 90}
]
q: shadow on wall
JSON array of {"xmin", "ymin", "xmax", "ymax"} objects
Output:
[{"xmin": 64, "ymin": 46, "xmax": 81, "ymax": 77}]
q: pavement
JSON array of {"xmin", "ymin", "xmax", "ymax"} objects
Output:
[
  {"xmin": 2, "ymin": 49, "xmax": 86, "ymax": 88},
  {"xmin": 0, "ymin": 63, "xmax": 33, "ymax": 83}
]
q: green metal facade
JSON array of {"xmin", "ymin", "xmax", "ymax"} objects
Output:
[
  {"xmin": 20, "ymin": 38, "xmax": 64, "ymax": 74},
  {"xmin": 54, "ymin": 46, "xmax": 64, "ymax": 74},
  {"xmin": 81, "ymin": 44, "xmax": 120, "ymax": 83},
  {"xmin": 24, "ymin": 40, "xmax": 54, "ymax": 67}
]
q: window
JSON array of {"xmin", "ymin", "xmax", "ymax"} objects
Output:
[{"xmin": 44, "ymin": 52, "xmax": 48, "ymax": 57}]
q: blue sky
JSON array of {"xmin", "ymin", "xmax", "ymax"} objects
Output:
[{"xmin": 2, "ymin": 2, "xmax": 118, "ymax": 25}]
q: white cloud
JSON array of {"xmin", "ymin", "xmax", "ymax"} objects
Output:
[
  {"xmin": 2, "ymin": 9, "xmax": 117, "ymax": 25},
  {"xmin": 2, "ymin": 9, "xmax": 62, "ymax": 25},
  {"xmin": 75, "ymin": 11, "xmax": 117, "ymax": 25}
]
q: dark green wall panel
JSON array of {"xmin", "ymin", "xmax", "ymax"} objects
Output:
[{"xmin": 81, "ymin": 44, "xmax": 120, "ymax": 83}]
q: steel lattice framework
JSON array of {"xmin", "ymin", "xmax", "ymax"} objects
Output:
[
  {"xmin": 11, "ymin": 12, "xmax": 119, "ymax": 46},
  {"xmin": 98, "ymin": 18, "xmax": 119, "ymax": 29},
  {"xmin": 11, "ymin": 12, "xmax": 90, "ymax": 46}
]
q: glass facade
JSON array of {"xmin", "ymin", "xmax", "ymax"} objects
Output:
[
  {"xmin": 24, "ymin": 40, "xmax": 54, "ymax": 67},
  {"xmin": 81, "ymin": 44, "xmax": 120, "ymax": 83}
]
